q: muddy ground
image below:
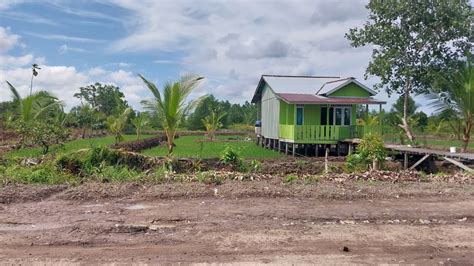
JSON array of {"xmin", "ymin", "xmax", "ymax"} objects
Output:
[{"xmin": 0, "ymin": 180, "xmax": 473, "ymax": 265}]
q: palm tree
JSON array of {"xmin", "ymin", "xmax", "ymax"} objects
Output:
[
  {"xmin": 131, "ymin": 113, "xmax": 150, "ymax": 140},
  {"xmin": 30, "ymin": 64, "xmax": 41, "ymax": 95},
  {"xmin": 202, "ymin": 109, "xmax": 226, "ymax": 140},
  {"xmin": 139, "ymin": 74, "xmax": 206, "ymax": 155},
  {"xmin": 431, "ymin": 57, "xmax": 474, "ymax": 152},
  {"xmin": 107, "ymin": 107, "xmax": 132, "ymax": 144},
  {"xmin": 6, "ymin": 81, "xmax": 62, "ymax": 124}
]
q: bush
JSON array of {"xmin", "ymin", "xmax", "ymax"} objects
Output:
[
  {"xmin": 16, "ymin": 121, "xmax": 69, "ymax": 154},
  {"xmin": 346, "ymin": 133, "xmax": 386, "ymax": 172},
  {"xmin": 220, "ymin": 146, "xmax": 242, "ymax": 166},
  {"xmin": 1, "ymin": 163, "xmax": 76, "ymax": 184},
  {"xmin": 111, "ymin": 136, "xmax": 164, "ymax": 152}
]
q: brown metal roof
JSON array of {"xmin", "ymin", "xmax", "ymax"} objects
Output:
[{"xmin": 277, "ymin": 93, "xmax": 386, "ymax": 104}]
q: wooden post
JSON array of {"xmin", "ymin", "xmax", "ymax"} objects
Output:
[
  {"xmin": 324, "ymin": 147, "xmax": 329, "ymax": 174},
  {"xmin": 292, "ymin": 144, "xmax": 296, "ymax": 157},
  {"xmin": 379, "ymin": 103, "xmax": 383, "ymax": 135},
  {"xmin": 304, "ymin": 144, "xmax": 308, "ymax": 156},
  {"xmin": 336, "ymin": 143, "xmax": 341, "ymax": 156},
  {"xmin": 348, "ymin": 144, "xmax": 353, "ymax": 155},
  {"xmin": 315, "ymin": 144, "xmax": 318, "ymax": 157},
  {"xmin": 285, "ymin": 142, "xmax": 288, "ymax": 155},
  {"xmin": 403, "ymin": 152, "xmax": 408, "ymax": 170}
]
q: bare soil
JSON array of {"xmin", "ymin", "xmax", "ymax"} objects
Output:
[{"xmin": 0, "ymin": 180, "xmax": 473, "ymax": 265}]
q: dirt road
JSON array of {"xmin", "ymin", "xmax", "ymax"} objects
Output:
[{"xmin": 0, "ymin": 182, "xmax": 473, "ymax": 264}]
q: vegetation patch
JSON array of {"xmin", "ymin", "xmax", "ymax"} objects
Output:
[{"xmin": 111, "ymin": 135, "xmax": 165, "ymax": 152}]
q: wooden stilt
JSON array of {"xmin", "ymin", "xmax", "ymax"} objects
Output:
[
  {"xmin": 409, "ymin": 154, "xmax": 430, "ymax": 170},
  {"xmin": 285, "ymin": 142, "xmax": 288, "ymax": 155},
  {"xmin": 315, "ymin": 144, "xmax": 318, "ymax": 157},
  {"xmin": 403, "ymin": 152, "xmax": 408, "ymax": 170},
  {"xmin": 292, "ymin": 144, "xmax": 296, "ymax": 157},
  {"xmin": 348, "ymin": 144, "xmax": 353, "ymax": 155},
  {"xmin": 304, "ymin": 145, "xmax": 308, "ymax": 156},
  {"xmin": 324, "ymin": 147, "xmax": 329, "ymax": 173},
  {"xmin": 336, "ymin": 143, "xmax": 341, "ymax": 156}
]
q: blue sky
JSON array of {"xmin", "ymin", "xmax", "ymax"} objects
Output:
[{"xmin": 0, "ymin": 0, "xmax": 432, "ymax": 112}]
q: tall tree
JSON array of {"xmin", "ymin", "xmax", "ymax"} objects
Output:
[
  {"xmin": 74, "ymin": 83, "xmax": 128, "ymax": 116},
  {"xmin": 30, "ymin": 64, "xmax": 41, "ymax": 95},
  {"xmin": 346, "ymin": 0, "xmax": 472, "ymax": 143},
  {"xmin": 140, "ymin": 74, "xmax": 206, "ymax": 155}
]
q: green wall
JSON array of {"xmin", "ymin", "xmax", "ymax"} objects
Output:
[
  {"xmin": 328, "ymin": 83, "xmax": 371, "ymax": 97},
  {"xmin": 279, "ymin": 102, "xmax": 358, "ymax": 126},
  {"xmin": 303, "ymin": 104, "xmax": 320, "ymax": 125}
]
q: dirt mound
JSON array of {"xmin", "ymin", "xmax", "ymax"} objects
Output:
[{"xmin": 0, "ymin": 184, "xmax": 68, "ymax": 204}]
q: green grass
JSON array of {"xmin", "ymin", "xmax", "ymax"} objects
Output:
[
  {"xmin": 384, "ymin": 136, "xmax": 474, "ymax": 150},
  {"xmin": 4, "ymin": 134, "xmax": 153, "ymax": 159},
  {"xmin": 142, "ymin": 135, "xmax": 282, "ymax": 159}
]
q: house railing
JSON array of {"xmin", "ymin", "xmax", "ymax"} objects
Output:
[{"xmin": 279, "ymin": 124, "xmax": 370, "ymax": 142}]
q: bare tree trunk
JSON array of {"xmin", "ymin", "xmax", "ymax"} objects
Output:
[
  {"xmin": 462, "ymin": 116, "xmax": 472, "ymax": 152},
  {"xmin": 166, "ymin": 130, "xmax": 176, "ymax": 155},
  {"xmin": 398, "ymin": 83, "xmax": 415, "ymax": 144}
]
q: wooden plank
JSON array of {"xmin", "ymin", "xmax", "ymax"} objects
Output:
[
  {"xmin": 443, "ymin": 157, "xmax": 474, "ymax": 173},
  {"xmin": 409, "ymin": 154, "xmax": 430, "ymax": 170}
]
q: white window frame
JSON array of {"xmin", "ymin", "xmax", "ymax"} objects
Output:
[{"xmin": 333, "ymin": 106, "xmax": 351, "ymax": 126}]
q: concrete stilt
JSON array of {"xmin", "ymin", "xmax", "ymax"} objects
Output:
[
  {"xmin": 285, "ymin": 142, "xmax": 288, "ymax": 155},
  {"xmin": 315, "ymin": 144, "xmax": 319, "ymax": 157},
  {"xmin": 292, "ymin": 144, "xmax": 296, "ymax": 157}
]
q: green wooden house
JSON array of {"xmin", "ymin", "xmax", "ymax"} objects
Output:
[{"xmin": 251, "ymin": 75, "xmax": 385, "ymax": 155}]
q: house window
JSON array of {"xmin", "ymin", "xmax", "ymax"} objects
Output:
[
  {"xmin": 333, "ymin": 106, "xmax": 352, "ymax": 126},
  {"xmin": 296, "ymin": 106, "xmax": 304, "ymax": 125}
]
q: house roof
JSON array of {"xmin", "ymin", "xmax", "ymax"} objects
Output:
[
  {"xmin": 251, "ymin": 75, "xmax": 384, "ymax": 104},
  {"xmin": 251, "ymin": 75, "xmax": 341, "ymax": 103},
  {"xmin": 317, "ymin": 77, "xmax": 377, "ymax": 96},
  {"xmin": 277, "ymin": 93, "xmax": 386, "ymax": 105}
]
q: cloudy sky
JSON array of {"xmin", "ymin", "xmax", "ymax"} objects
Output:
[{"xmin": 0, "ymin": 0, "xmax": 415, "ymax": 111}]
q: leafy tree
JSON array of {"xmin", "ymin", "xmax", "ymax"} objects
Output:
[
  {"xmin": 140, "ymin": 74, "xmax": 206, "ymax": 155},
  {"xmin": 74, "ymin": 83, "xmax": 128, "ymax": 116},
  {"xmin": 131, "ymin": 112, "xmax": 150, "ymax": 140},
  {"xmin": 16, "ymin": 121, "xmax": 68, "ymax": 154},
  {"xmin": 6, "ymin": 81, "xmax": 68, "ymax": 154},
  {"xmin": 431, "ymin": 55, "xmax": 474, "ymax": 152},
  {"xmin": 346, "ymin": 0, "xmax": 472, "ymax": 143},
  {"xmin": 202, "ymin": 109, "xmax": 227, "ymax": 140},
  {"xmin": 107, "ymin": 107, "xmax": 132, "ymax": 144},
  {"xmin": 186, "ymin": 95, "xmax": 220, "ymax": 130}
]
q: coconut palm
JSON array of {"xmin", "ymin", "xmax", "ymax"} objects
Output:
[
  {"xmin": 139, "ymin": 74, "xmax": 206, "ymax": 155},
  {"xmin": 430, "ymin": 56, "xmax": 474, "ymax": 152},
  {"xmin": 202, "ymin": 109, "xmax": 226, "ymax": 141},
  {"xmin": 107, "ymin": 107, "xmax": 132, "ymax": 144},
  {"xmin": 6, "ymin": 80, "xmax": 63, "ymax": 124},
  {"xmin": 30, "ymin": 64, "xmax": 41, "ymax": 95},
  {"xmin": 131, "ymin": 113, "xmax": 150, "ymax": 140}
]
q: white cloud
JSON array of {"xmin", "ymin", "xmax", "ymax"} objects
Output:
[
  {"xmin": 26, "ymin": 32, "xmax": 103, "ymax": 43},
  {"xmin": 0, "ymin": 26, "xmax": 20, "ymax": 53},
  {"xmin": 58, "ymin": 44, "xmax": 90, "ymax": 54},
  {"xmin": 107, "ymin": 0, "xmax": 377, "ymax": 104},
  {"xmin": 0, "ymin": 64, "xmax": 147, "ymax": 110}
]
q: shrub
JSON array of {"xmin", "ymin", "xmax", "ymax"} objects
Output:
[
  {"xmin": 16, "ymin": 121, "xmax": 69, "ymax": 154},
  {"xmin": 220, "ymin": 146, "xmax": 242, "ymax": 166},
  {"xmin": 346, "ymin": 133, "xmax": 386, "ymax": 172},
  {"xmin": 247, "ymin": 159, "xmax": 262, "ymax": 173},
  {"xmin": 283, "ymin": 174, "xmax": 297, "ymax": 184},
  {"xmin": 111, "ymin": 136, "xmax": 164, "ymax": 152},
  {"xmin": 1, "ymin": 163, "xmax": 75, "ymax": 184}
]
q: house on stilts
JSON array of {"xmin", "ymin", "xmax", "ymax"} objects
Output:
[{"xmin": 251, "ymin": 75, "xmax": 386, "ymax": 156}]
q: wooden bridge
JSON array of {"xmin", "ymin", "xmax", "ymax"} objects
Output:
[{"xmin": 385, "ymin": 144, "xmax": 474, "ymax": 173}]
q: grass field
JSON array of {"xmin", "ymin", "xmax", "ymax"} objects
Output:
[
  {"xmin": 384, "ymin": 136, "xmax": 474, "ymax": 150},
  {"xmin": 142, "ymin": 135, "xmax": 282, "ymax": 159},
  {"xmin": 4, "ymin": 134, "xmax": 153, "ymax": 158}
]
